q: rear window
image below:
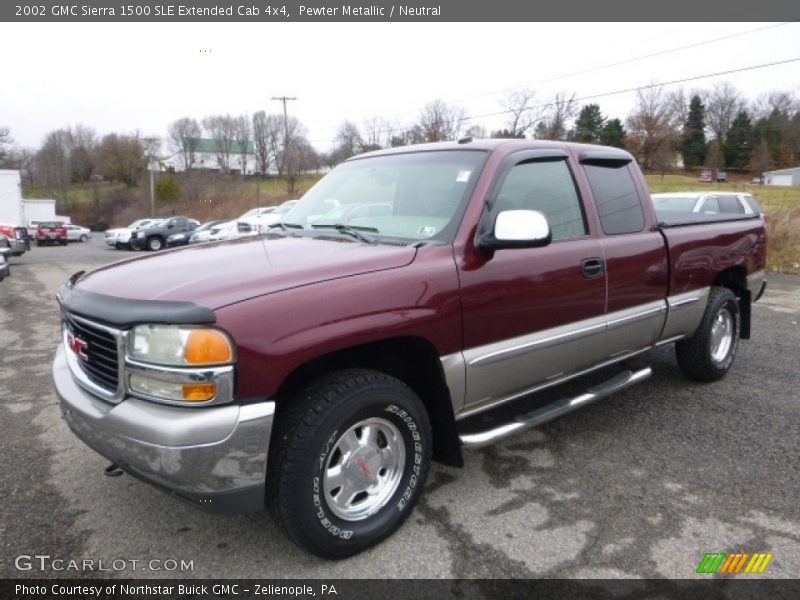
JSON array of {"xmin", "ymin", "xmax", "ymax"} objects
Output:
[
  {"xmin": 38, "ymin": 222, "xmax": 64, "ymax": 228},
  {"xmin": 584, "ymin": 164, "xmax": 645, "ymax": 235},
  {"xmin": 652, "ymin": 196, "xmax": 698, "ymax": 212},
  {"xmin": 717, "ymin": 196, "xmax": 743, "ymax": 214},
  {"xmin": 742, "ymin": 195, "xmax": 764, "ymax": 214}
]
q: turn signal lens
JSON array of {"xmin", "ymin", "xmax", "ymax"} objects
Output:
[
  {"xmin": 185, "ymin": 329, "xmax": 233, "ymax": 365},
  {"xmin": 182, "ymin": 383, "xmax": 217, "ymax": 402}
]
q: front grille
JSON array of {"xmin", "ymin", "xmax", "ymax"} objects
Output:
[{"xmin": 64, "ymin": 313, "xmax": 120, "ymax": 393}]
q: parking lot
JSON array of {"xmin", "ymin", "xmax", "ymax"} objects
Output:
[{"xmin": 1, "ymin": 237, "xmax": 798, "ymax": 579}]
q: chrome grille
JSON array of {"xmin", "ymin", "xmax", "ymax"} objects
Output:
[{"xmin": 63, "ymin": 313, "xmax": 121, "ymax": 394}]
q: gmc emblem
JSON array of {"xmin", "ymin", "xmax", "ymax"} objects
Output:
[{"xmin": 67, "ymin": 330, "xmax": 88, "ymax": 361}]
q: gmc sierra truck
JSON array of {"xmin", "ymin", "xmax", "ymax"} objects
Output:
[{"xmin": 53, "ymin": 139, "xmax": 767, "ymax": 559}]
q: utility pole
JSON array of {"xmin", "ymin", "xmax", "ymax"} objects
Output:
[
  {"xmin": 143, "ymin": 136, "xmax": 158, "ymax": 215},
  {"xmin": 271, "ymin": 95, "xmax": 297, "ymax": 151}
]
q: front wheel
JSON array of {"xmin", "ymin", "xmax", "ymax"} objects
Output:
[
  {"xmin": 80, "ymin": 234, "xmax": 88, "ymax": 242},
  {"xmin": 268, "ymin": 369, "xmax": 432, "ymax": 559},
  {"xmin": 675, "ymin": 287, "xmax": 740, "ymax": 382},
  {"xmin": 147, "ymin": 236, "xmax": 163, "ymax": 251}
]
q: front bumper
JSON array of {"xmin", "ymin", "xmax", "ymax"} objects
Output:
[{"xmin": 53, "ymin": 344, "xmax": 275, "ymax": 514}]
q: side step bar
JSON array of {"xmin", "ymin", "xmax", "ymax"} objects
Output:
[{"xmin": 459, "ymin": 367, "xmax": 652, "ymax": 449}]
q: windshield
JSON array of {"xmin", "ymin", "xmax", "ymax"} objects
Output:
[
  {"xmin": 283, "ymin": 150, "xmax": 487, "ymax": 242},
  {"xmin": 275, "ymin": 201, "xmax": 298, "ymax": 215},
  {"xmin": 652, "ymin": 196, "xmax": 699, "ymax": 212}
]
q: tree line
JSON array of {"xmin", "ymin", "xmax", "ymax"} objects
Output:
[{"xmin": 1, "ymin": 81, "xmax": 798, "ymax": 196}]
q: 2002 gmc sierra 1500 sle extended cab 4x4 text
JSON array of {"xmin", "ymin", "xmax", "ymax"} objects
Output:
[{"xmin": 53, "ymin": 139, "xmax": 767, "ymax": 558}]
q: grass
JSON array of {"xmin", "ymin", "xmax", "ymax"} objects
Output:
[{"xmin": 644, "ymin": 173, "xmax": 800, "ymax": 274}]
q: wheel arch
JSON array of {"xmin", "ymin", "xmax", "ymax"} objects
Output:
[{"xmin": 274, "ymin": 336, "xmax": 463, "ymax": 467}]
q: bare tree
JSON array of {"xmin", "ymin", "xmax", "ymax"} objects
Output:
[
  {"xmin": 0, "ymin": 126, "xmax": 14, "ymax": 166},
  {"xmin": 705, "ymin": 82, "xmax": 746, "ymax": 141},
  {"xmin": 535, "ymin": 92, "xmax": 578, "ymax": 140},
  {"xmin": 202, "ymin": 114, "xmax": 237, "ymax": 171},
  {"xmin": 751, "ymin": 90, "xmax": 799, "ymax": 120},
  {"xmin": 252, "ymin": 112, "xmax": 282, "ymax": 176},
  {"xmin": 65, "ymin": 124, "xmax": 97, "ymax": 183},
  {"xmin": 417, "ymin": 100, "xmax": 467, "ymax": 142},
  {"xmin": 464, "ymin": 124, "xmax": 487, "ymax": 139},
  {"xmin": 500, "ymin": 88, "xmax": 542, "ymax": 138},
  {"xmin": 283, "ymin": 136, "xmax": 318, "ymax": 194},
  {"xmin": 35, "ymin": 129, "xmax": 71, "ymax": 190},
  {"xmin": 167, "ymin": 117, "xmax": 202, "ymax": 170},
  {"xmin": 333, "ymin": 120, "xmax": 363, "ymax": 161},
  {"xmin": 748, "ymin": 139, "xmax": 773, "ymax": 175},
  {"xmin": 234, "ymin": 114, "xmax": 252, "ymax": 176},
  {"xmin": 97, "ymin": 133, "xmax": 146, "ymax": 186},
  {"xmin": 625, "ymin": 86, "xmax": 680, "ymax": 170},
  {"xmin": 362, "ymin": 116, "xmax": 389, "ymax": 150}
]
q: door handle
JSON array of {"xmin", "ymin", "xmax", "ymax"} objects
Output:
[{"xmin": 581, "ymin": 258, "xmax": 605, "ymax": 279}]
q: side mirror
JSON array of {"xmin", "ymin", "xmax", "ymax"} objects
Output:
[{"xmin": 477, "ymin": 210, "xmax": 552, "ymax": 251}]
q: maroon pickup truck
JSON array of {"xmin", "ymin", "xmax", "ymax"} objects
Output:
[{"xmin": 54, "ymin": 139, "xmax": 767, "ymax": 558}]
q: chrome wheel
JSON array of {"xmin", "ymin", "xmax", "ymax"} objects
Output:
[
  {"xmin": 710, "ymin": 307, "xmax": 734, "ymax": 364},
  {"xmin": 323, "ymin": 417, "xmax": 405, "ymax": 522}
]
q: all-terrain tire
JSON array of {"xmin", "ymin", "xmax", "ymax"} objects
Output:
[
  {"xmin": 267, "ymin": 369, "xmax": 432, "ymax": 559},
  {"xmin": 675, "ymin": 287, "xmax": 740, "ymax": 382}
]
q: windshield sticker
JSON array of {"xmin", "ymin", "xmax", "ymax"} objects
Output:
[
  {"xmin": 418, "ymin": 226, "xmax": 437, "ymax": 237},
  {"xmin": 456, "ymin": 170, "xmax": 472, "ymax": 182}
]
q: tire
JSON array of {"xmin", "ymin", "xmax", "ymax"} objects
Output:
[
  {"xmin": 147, "ymin": 236, "xmax": 164, "ymax": 251},
  {"xmin": 675, "ymin": 287, "xmax": 740, "ymax": 382},
  {"xmin": 36, "ymin": 240, "xmax": 41, "ymax": 247},
  {"xmin": 80, "ymin": 234, "xmax": 88, "ymax": 242},
  {"xmin": 60, "ymin": 239, "xmax": 67, "ymax": 246},
  {"xmin": 115, "ymin": 242, "xmax": 123, "ymax": 250},
  {"xmin": 268, "ymin": 369, "xmax": 432, "ymax": 559}
]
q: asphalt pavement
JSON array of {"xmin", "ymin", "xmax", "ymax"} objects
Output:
[{"xmin": 1, "ymin": 237, "xmax": 798, "ymax": 579}]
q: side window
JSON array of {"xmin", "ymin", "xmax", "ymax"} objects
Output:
[
  {"xmin": 718, "ymin": 196, "xmax": 743, "ymax": 214},
  {"xmin": 700, "ymin": 197, "xmax": 721, "ymax": 213},
  {"xmin": 583, "ymin": 164, "xmax": 644, "ymax": 234},
  {"xmin": 493, "ymin": 160, "xmax": 587, "ymax": 240}
]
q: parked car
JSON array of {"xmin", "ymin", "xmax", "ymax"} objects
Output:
[
  {"xmin": 105, "ymin": 218, "xmax": 161, "ymax": 249},
  {"xmin": 0, "ymin": 224, "xmax": 29, "ymax": 256},
  {"xmin": 239, "ymin": 207, "xmax": 277, "ymax": 231},
  {"xmin": 0, "ymin": 247, "xmax": 10, "ymax": 282},
  {"xmin": 130, "ymin": 217, "xmax": 198, "ymax": 251},
  {"xmin": 66, "ymin": 224, "xmax": 92, "ymax": 242},
  {"xmin": 206, "ymin": 220, "xmax": 257, "ymax": 242},
  {"xmin": 35, "ymin": 221, "xmax": 68, "ymax": 246},
  {"xmin": 54, "ymin": 139, "xmax": 766, "ymax": 559},
  {"xmin": 187, "ymin": 220, "xmax": 227, "ymax": 245},
  {"xmin": 256, "ymin": 200, "xmax": 300, "ymax": 230},
  {"xmin": 698, "ymin": 169, "xmax": 727, "ymax": 183},
  {"xmin": 651, "ymin": 191, "xmax": 765, "ymax": 218}
]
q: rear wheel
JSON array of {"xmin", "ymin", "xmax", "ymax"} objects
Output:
[
  {"xmin": 268, "ymin": 369, "xmax": 432, "ymax": 559},
  {"xmin": 147, "ymin": 236, "xmax": 164, "ymax": 251},
  {"xmin": 675, "ymin": 287, "xmax": 740, "ymax": 382}
]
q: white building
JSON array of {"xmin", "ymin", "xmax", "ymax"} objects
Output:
[
  {"xmin": 763, "ymin": 166, "xmax": 800, "ymax": 186},
  {"xmin": 164, "ymin": 138, "xmax": 258, "ymax": 174}
]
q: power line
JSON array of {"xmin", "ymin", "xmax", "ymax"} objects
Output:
[
  {"xmin": 448, "ymin": 22, "xmax": 793, "ymax": 105},
  {"xmin": 309, "ymin": 56, "xmax": 800, "ymax": 146}
]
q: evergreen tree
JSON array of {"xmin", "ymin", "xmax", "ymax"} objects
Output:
[
  {"xmin": 680, "ymin": 95, "xmax": 707, "ymax": 169},
  {"xmin": 723, "ymin": 110, "xmax": 753, "ymax": 170},
  {"xmin": 571, "ymin": 104, "xmax": 605, "ymax": 143},
  {"xmin": 155, "ymin": 175, "xmax": 181, "ymax": 213},
  {"xmin": 599, "ymin": 119, "xmax": 626, "ymax": 148}
]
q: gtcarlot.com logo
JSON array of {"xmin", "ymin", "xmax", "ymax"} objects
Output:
[
  {"xmin": 15, "ymin": 554, "xmax": 195, "ymax": 572},
  {"xmin": 696, "ymin": 551, "xmax": 773, "ymax": 574}
]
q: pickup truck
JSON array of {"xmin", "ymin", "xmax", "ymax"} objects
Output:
[
  {"xmin": 53, "ymin": 139, "xmax": 767, "ymax": 559},
  {"xmin": 129, "ymin": 216, "xmax": 197, "ymax": 251}
]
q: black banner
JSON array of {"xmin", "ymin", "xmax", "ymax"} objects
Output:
[
  {"xmin": 5, "ymin": 579, "xmax": 800, "ymax": 600},
  {"xmin": 3, "ymin": 0, "xmax": 800, "ymax": 22}
]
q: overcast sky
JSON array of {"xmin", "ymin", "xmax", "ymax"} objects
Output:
[{"xmin": 1, "ymin": 22, "xmax": 799, "ymax": 153}]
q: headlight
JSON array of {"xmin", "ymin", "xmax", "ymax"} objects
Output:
[
  {"xmin": 128, "ymin": 325, "xmax": 234, "ymax": 366},
  {"xmin": 136, "ymin": 231, "xmax": 145, "ymax": 238}
]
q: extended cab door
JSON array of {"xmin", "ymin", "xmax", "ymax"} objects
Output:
[
  {"xmin": 457, "ymin": 150, "xmax": 607, "ymax": 414},
  {"xmin": 578, "ymin": 154, "xmax": 669, "ymax": 358}
]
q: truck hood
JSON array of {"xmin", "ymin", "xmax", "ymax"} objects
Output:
[{"xmin": 75, "ymin": 235, "xmax": 418, "ymax": 310}]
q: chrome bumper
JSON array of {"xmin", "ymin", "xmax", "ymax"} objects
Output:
[{"xmin": 53, "ymin": 344, "xmax": 275, "ymax": 514}]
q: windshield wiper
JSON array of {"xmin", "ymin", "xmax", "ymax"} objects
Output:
[
  {"xmin": 311, "ymin": 223, "xmax": 379, "ymax": 244},
  {"xmin": 268, "ymin": 222, "xmax": 304, "ymax": 231}
]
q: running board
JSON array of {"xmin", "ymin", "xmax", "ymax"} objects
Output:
[{"xmin": 459, "ymin": 367, "xmax": 652, "ymax": 449}]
